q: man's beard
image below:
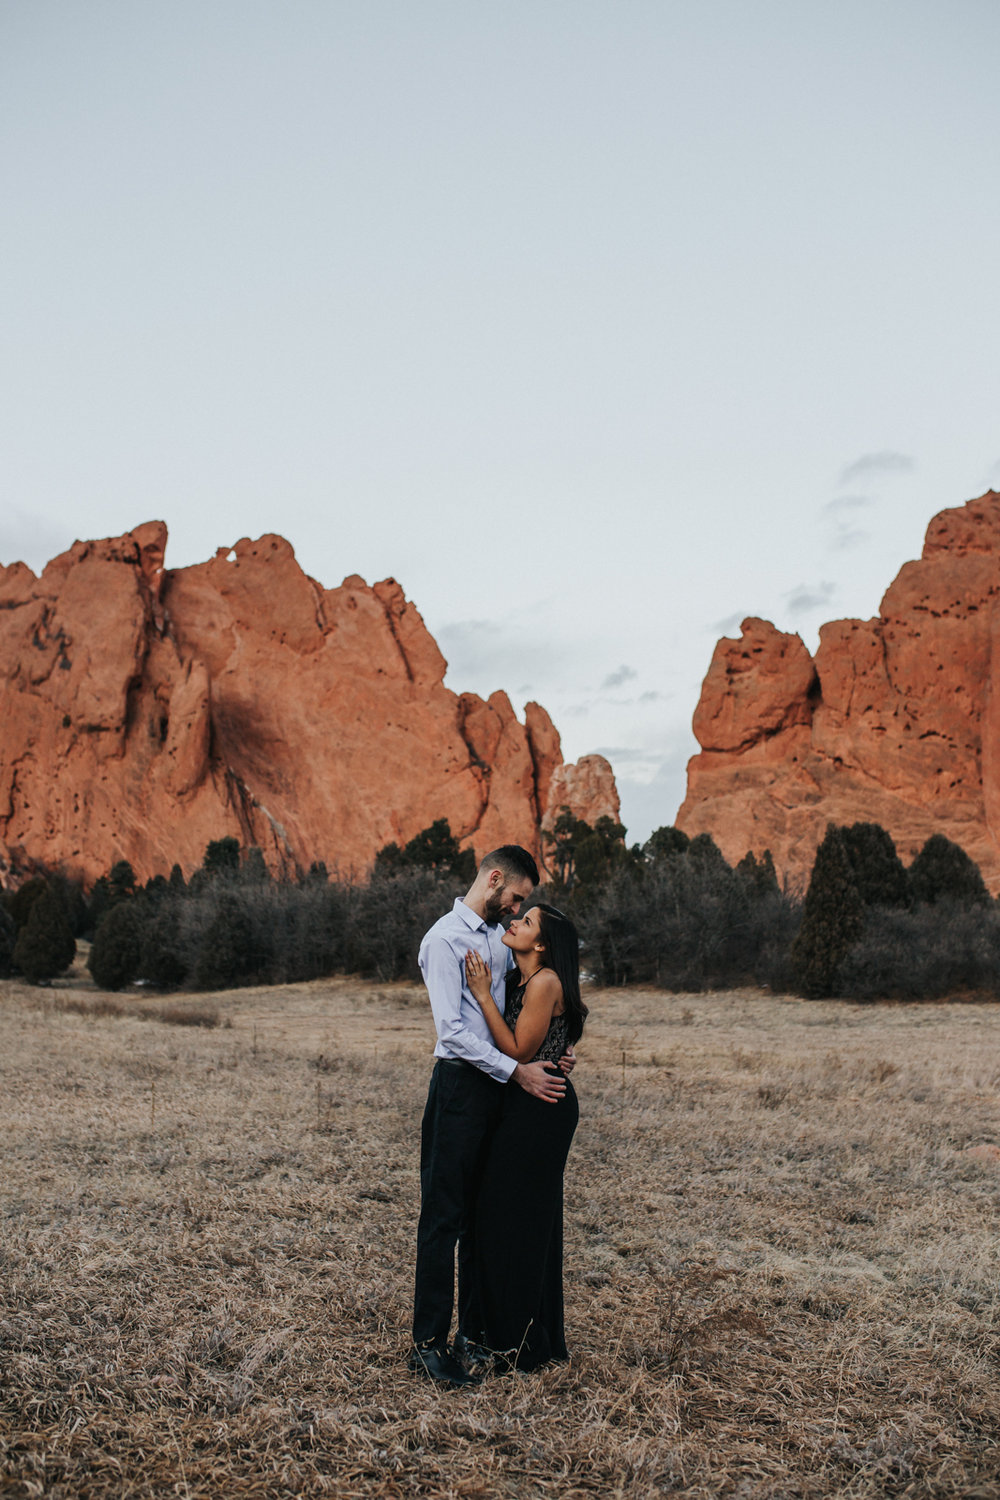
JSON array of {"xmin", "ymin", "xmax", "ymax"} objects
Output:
[{"xmin": 483, "ymin": 889, "xmax": 508, "ymax": 924}]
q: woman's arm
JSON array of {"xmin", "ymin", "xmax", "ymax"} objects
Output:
[{"xmin": 465, "ymin": 952, "xmax": 561, "ymax": 1062}]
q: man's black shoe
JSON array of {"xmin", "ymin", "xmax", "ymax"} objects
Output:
[
  {"xmin": 407, "ymin": 1344, "xmax": 478, "ymax": 1387},
  {"xmin": 452, "ymin": 1332, "xmax": 493, "ymax": 1377}
]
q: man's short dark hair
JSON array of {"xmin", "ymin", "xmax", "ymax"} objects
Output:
[{"xmin": 480, "ymin": 844, "xmax": 540, "ymax": 888}]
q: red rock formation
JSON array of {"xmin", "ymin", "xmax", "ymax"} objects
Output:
[
  {"xmin": 677, "ymin": 492, "xmax": 1000, "ymax": 892},
  {"xmin": 0, "ymin": 524, "xmax": 619, "ymax": 887},
  {"xmin": 542, "ymin": 756, "xmax": 621, "ymax": 834}
]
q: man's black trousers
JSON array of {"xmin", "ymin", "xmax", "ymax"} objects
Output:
[{"xmin": 412, "ymin": 1059, "xmax": 505, "ymax": 1349}]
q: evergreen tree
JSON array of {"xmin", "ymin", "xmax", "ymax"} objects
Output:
[
  {"xmin": 687, "ymin": 832, "xmax": 731, "ymax": 875},
  {"xmin": 372, "ymin": 841, "xmax": 406, "ymax": 877},
  {"xmin": 841, "ymin": 822, "xmax": 910, "ymax": 908},
  {"xmin": 242, "ymin": 846, "xmax": 270, "ymax": 884},
  {"xmin": 0, "ymin": 901, "xmax": 15, "ymax": 978},
  {"xmin": 87, "ymin": 860, "xmax": 136, "ymax": 934},
  {"xmin": 139, "ymin": 900, "xmax": 188, "ymax": 990},
  {"xmin": 373, "ymin": 819, "xmax": 475, "ymax": 884},
  {"xmin": 192, "ymin": 893, "xmax": 273, "ymax": 990},
  {"xmin": 735, "ymin": 849, "xmax": 780, "ymax": 896},
  {"xmin": 143, "ymin": 873, "xmax": 170, "ymax": 904},
  {"xmin": 402, "ymin": 819, "xmax": 476, "ymax": 881},
  {"xmin": 203, "ymin": 837, "xmax": 241, "ymax": 878},
  {"xmin": 109, "ymin": 860, "xmax": 137, "ymax": 897},
  {"xmin": 168, "ymin": 863, "xmax": 187, "ymax": 894},
  {"xmin": 88, "ymin": 900, "xmax": 147, "ymax": 991},
  {"xmin": 541, "ymin": 807, "xmax": 592, "ymax": 891},
  {"xmin": 574, "ymin": 815, "xmax": 631, "ymax": 899},
  {"xmin": 13, "ymin": 888, "xmax": 76, "ymax": 983},
  {"xmin": 790, "ymin": 825, "xmax": 864, "ymax": 998},
  {"xmin": 644, "ymin": 826, "xmax": 690, "ymax": 862},
  {"xmin": 908, "ymin": 833, "xmax": 990, "ymax": 906},
  {"xmin": 757, "ymin": 849, "xmax": 780, "ymax": 894},
  {"xmin": 49, "ymin": 872, "xmax": 89, "ymax": 936},
  {"xmin": 7, "ymin": 877, "xmax": 49, "ymax": 932}
]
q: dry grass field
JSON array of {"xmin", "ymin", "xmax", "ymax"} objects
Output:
[{"xmin": 2, "ymin": 952, "xmax": 1000, "ymax": 1498}]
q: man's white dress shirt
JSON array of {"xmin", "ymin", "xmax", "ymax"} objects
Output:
[{"xmin": 418, "ymin": 898, "xmax": 516, "ymax": 1083}]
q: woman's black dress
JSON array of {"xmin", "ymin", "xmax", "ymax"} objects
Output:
[{"xmin": 471, "ymin": 975, "xmax": 579, "ymax": 1370}]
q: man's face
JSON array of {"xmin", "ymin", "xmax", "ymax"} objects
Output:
[{"xmin": 483, "ymin": 873, "xmax": 535, "ymax": 925}]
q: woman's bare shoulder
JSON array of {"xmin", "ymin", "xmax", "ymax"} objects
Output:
[{"xmin": 524, "ymin": 967, "xmax": 563, "ymax": 1005}]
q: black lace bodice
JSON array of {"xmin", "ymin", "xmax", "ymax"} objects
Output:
[{"xmin": 505, "ymin": 973, "xmax": 570, "ymax": 1064}]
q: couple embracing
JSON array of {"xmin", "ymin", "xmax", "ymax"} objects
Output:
[{"xmin": 409, "ymin": 844, "xmax": 587, "ymax": 1386}]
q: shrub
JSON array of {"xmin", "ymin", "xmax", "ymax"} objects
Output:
[
  {"xmin": 242, "ymin": 846, "xmax": 271, "ymax": 884},
  {"xmin": 13, "ymin": 887, "xmax": 77, "ymax": 983},
  {"xmin": 89, "ymin": 899, "xmax": 148, "ymax": 991},
  {"xmin": 839, "ymin": 903, "xmax": 1000, "ymax": 1000},
  {"xmin": 0, "ymin": 901, "xmax": 15, "ymax": 978},
  {"xmin": 7, "ymin": 877, "xmax": 49, "ymax": 932},
  {"xmin": 49, "ymin": 872, "xmax": 90, "ymax": 936},
  {"xmin": 580, "ymin": 846, "xmax": 798, "ymax": 992},
  {"xmin": 353, "ymin": 869, "xmax": 459, "ymax": 980},
  {"xmin": 87, "ymin": 860, "xmax": 138, "ymax": 936},
  {"xmin": 268, "ymin": 882, "xmax": 358, "ymax": 981},
  {"xmin": 139, "ymin": 898, "xmax": 189, "ymax": 990},
  {"xmin": 129, "ymin": 874, "xmax": 441, "ymax": 992},
  {"xmin": 191, "ymin": 891, "xmax": 275, "ymax": 990},
  {"xmin": 841, "ymin": 823, "xmax": 910, "ymax": 909},
  {"xmin": 790, "ymin": 825, "xmax": 864, "ymax": 998},
  {"xmin": 908, "ymin": 833, "xmax": 990, "ymax": 906}
]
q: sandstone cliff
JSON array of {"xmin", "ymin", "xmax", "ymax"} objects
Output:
[
  {"xmin": 0, "ymin": 523, "xmax": 618, "ymax": 886},
  {"xmin": 677, "ymin": 491, "xmax": 1000, "ymax": 892}
]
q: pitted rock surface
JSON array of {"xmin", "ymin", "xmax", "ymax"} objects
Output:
[
  {"xmin": 677, "ymin": 491, "xmax": 1000, "ymax": 892},
  {"xmin": 0, "ymin": 524, "xmax": 618, "ymax": 885}
]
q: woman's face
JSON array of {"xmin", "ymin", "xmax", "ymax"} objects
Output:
[{"xmin": 502, "ymin": 905, "xmax": 546, "ymax": 958}]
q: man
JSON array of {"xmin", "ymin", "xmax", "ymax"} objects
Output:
[{"xmin": 409, "ymin": 843, "xmax": 573, "ymax": 1386}]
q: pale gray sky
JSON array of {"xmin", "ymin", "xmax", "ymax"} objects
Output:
[{"xmin": 3, "ymin": 1, "xmax": 999, "ymax": 842}]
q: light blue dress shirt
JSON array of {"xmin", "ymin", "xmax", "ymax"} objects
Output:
[{"xmin": 418, "ymin": 898, "xmax": 517, "ymax": 1083}]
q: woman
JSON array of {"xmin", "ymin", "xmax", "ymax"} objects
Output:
[{"xmin": 464, "ymin": 902, "xmax": 587, "ymax": 1371}]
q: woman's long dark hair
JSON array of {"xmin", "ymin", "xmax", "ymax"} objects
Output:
[{"xmin": 506, "ymin": 901, "xmax": 588, "ymax": 1044}]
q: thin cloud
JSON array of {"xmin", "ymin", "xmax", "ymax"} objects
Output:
[
  {"xmin": 822, "ymin": 494, "xmax": 873, "ymax": 515},
  {"xmin": 437, "ymin": 617, "xmax": 576, "ymax": 694},
  {"xmin": 638, "ymin": 690, "xmax": 663, "ymax": 703},
  {"xmin": 838, "ymin": 451, "xmax": 915, "ymax": 485},
  {"xmin": 601, "ymin": 664, "xmax": 637, "ymax": 690},
  {"xmin": 595, "ymin": 746, "xmax": 653, "ymax": 763},
  {"xmin": 831, "ymin": 524, "xmax": 870, "ymax": 551},
  {"xmin": 604, "ymin": 725, "xmax": 702, "ymax": 838},
  {"xmin": 708, "ymin": 611, "xmax": 747, "ymax": 635},
  {"xmin": 784, "ymin": 581, "xmax": 836, "ymax": 615}
]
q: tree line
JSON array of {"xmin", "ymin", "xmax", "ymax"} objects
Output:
[{"xmin": 2, "ymin": 813, "xmax": 998, "ymax": 1002}]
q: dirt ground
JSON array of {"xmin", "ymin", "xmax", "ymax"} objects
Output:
[{"xmin": 2, "ymin": 954, "xmax": 1000, "ymax": 1498}]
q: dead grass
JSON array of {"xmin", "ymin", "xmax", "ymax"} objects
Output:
[
  {"xmin": 2, "ymin": 955, "xmax": 1000, "ymax": 1497},
  {"xmin": 51, "ymin": 993, "xmax": 222, "ymax": 1028}
]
